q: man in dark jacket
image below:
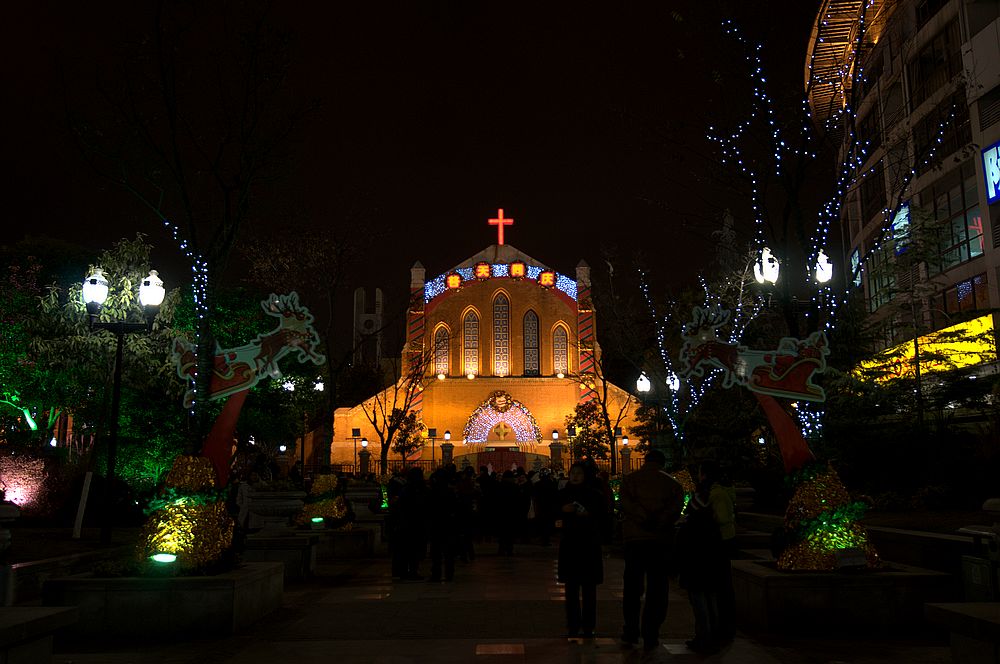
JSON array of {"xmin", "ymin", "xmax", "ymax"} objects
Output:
[{"xmin": 619, "ymin": 449, "xmax": 685, "ymax": 652}]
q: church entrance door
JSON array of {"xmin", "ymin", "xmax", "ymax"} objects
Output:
[{"xmin": 478, "ymin": 447, "xmax": 526, "ymax": 473}]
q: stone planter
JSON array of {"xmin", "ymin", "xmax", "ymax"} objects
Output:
[
  {"xmin": 344, "ymin": 487, "xmax": 382, "ymax": 519},
  {"xmin": 733, "ymin": 559, "xmax": 954, "ymax": 633},
  {"xmin": 0, "ymin": 607, "xmax": 76, "ymax": 664},
  {"xmin": 42, "ymin": 562, "xmax": 283, "ymax": 643},
  {"xmin": 315, "ymin": 528, "xmax": 376, "ymax": 560},
  {"xmin": 243, "ymin": 534, "xmax": 318, "ymax": 581},
  {"xmin": 248, "ymin": 490, "xmax": 307, "ymax": 530}
]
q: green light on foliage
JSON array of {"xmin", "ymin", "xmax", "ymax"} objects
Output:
[
  {"xmin": 150, "ymin": 553, "xmax": 177, "ymax": 564},
  {"xmin": 380, "ymin": 485, "xmax": 389, "ymax": 510},
  {"xmin": 311, "ymin": 517, "xmax": 324, "ymax": 523}
]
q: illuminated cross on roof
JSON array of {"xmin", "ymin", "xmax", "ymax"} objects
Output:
[{"xmin": 488, "ymin": 208, "xmax": 514, "ymax": 245}]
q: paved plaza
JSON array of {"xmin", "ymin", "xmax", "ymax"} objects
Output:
[{"xmin": 56, "ymin": 545, "xmax": 952, "ymax": 664}]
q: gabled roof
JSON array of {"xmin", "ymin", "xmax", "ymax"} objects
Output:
[{"xmin": 449, "ymin": 244, "xmax": 551, "ymax": 272}]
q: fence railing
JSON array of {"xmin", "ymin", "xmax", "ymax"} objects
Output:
[{"xmin": 306, "ymin": 456, "xmax": 643, "ymax": 478}]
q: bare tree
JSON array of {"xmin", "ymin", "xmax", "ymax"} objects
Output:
[{"xmin": 67, "ymin": 1, "xmax": 310, "ymax": 433}]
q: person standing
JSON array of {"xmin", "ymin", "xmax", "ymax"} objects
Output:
[
  {"xmin": 391, "ymin": 467, "xmax": 428, "ymax": 581},
  {"xmin": 699, "ymin": 459, "xmax": 736, "ymax": 644},
  {"xmin": 557, "ymin": 463, "xmax": 605, "ymax": 638},
  {"xmin": 676, "ymin": 467, "xmax": 725, "ymax": 652},
  {"xmin": 619, "ymin": 449, "xmax": 685, "ymax": 652},
  {"xmin": 427, "ymin": 468, "xmax": 459, "ymax": 582}
]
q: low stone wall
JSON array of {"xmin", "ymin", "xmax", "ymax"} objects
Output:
[
  {"xmin": 0, "ymin": 607, "xmax": 77, "ymax": 664},
  {"xmin": 733, "ymin": 559, "xmax": 955, "ymax": 633},
  {"xmin": 42, "ymin": 562, "xmax": 283, "ymax": 642},
  {"xmin": 8, "ymin": 546, "xmax": 131, "ymax": 604}
]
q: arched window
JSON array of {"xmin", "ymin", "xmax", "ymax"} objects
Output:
[
  {"xmin": 523, "ymin": 310, "xmax": 539, "ymax": 376},
  {"xmin": 463, "ymin": 311, "xmax": 479, "ymax": 375},
  {"xmin": 493, "ymin": 293, "xmax": 510, "ymax": 376},
  {"xmin": 553, "ymin": 326, "xmax": 569, "ymax": 375},
  {"xmin": 433, "ymin": 327, "xmax": 449, "ymax": 376}
]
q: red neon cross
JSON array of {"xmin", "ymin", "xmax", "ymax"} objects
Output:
[{"xmin": 488, "ymin": 208, "xmax": 514, "ymax": 245}]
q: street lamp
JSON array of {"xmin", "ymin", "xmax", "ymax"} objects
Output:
[
  {"xmin": 551, "ymin": 430, "xmax": 559, "ymax": 442},
  {"xmin": 352, "ymin": 428, "xmax": 361, "ymax": 473},
  {"xmin": 636, "ymin": 373, "xmax": 651, "ymax": 394},
  {"xmin": 427, "ymin": 428, "xmax": 437, "ymax": 467},
  {"xmin": 83, "ymin": 267, "xmax": 165, "ymax": 545},
  {"xmin": 567, "ymin": 425, "xmax": 577, "ymax": 464},
  {"xmin": 753, "ymin": 247, "xmax": 780, "ymax": 285},
  {"xmin": 621, "ymin": 435, "xmax": 629, "ymax": 472},
  {"xmin": 814, "ymin": 249, "xmax": 833, "ymax": 284}
]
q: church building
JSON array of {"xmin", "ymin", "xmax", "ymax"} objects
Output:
[{"xmin": 330, "ymin": 210, "xmax": 638, "ymax": 471}]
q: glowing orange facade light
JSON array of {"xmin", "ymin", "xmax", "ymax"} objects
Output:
[
  {"xmin": 446, "ymin": 272, "xmax": 462, "ymax": 290},
  {"xmin": 509, "ymin": 261, "xmax": 526, "ymax": 279},
  {"xmin": 488, "ymin": 208, "xmax": 514, "ymax": 245},
  {"xmin": 538, "ymin": 270, "xmax": 556, "ymax": 288},
  {"xmin": 474, "ymin": 262, "xmax": 491, "ymax": 280}
]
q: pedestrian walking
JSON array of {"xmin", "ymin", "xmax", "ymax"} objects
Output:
[
  {"xmin": 557, "ymin": 462, "xmax": 606, "ymax": 638},
  {"xmin": 619, "ymin": 449, "xmax": 685, "ymax": 652},
  {"xmin": 699, "ymin": 459, "xmax": 737, "ymax": 644},
  {"xmin": 390, "ymin": 467, "xmax": 428, "ymax": 580},
  {"xmin": 428, "ymin": 468, "xmax": 459, "ymax": 582}
]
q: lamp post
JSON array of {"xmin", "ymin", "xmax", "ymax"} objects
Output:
[
  {"xmin": 620, "ymin": 435, "xmax": 630, "ymax": 473},
  {"xmin": 359, "ymin": 438, "xmax": 370, "ymax": 475},
  {"xmin": 567, "ymin": 425, "xmax": 577, "ymax": 466},
  {"xmin": 611, "ymin": 426, "xmax": 622, "ymax": 475},
  {"xmin": 83, "ymin": 268, "xmax": 164, "ymax": 545},
  {"xmin": 427, "ymin": 428, "xmax": 437, "ymax": 468},
  {"xmin": 352, "ymin": 428, "xmax": 361, "ymax": 474}
]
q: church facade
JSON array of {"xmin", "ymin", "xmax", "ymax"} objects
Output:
[{"xmin": 329, "ymin": 213, "xmax": 638, "ymax": 470}]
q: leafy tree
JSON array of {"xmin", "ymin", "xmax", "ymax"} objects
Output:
[
  {"xmin": 389, "ymin": 411, "xmax": 424, "ymax": 463},
  {"xmin": 564, "ymin": 401, "xmax": 611, "ymax": 461}
]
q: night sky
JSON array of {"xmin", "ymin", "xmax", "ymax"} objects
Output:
[{"xmin": 3, "ymin": 1, "xmax": 821, "ymax": 330}]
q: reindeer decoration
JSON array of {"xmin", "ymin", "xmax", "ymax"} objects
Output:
[
  {"xmin": 172, "ymin": 292, "xmax": 325, "ymax": 407},
  {"xmin": 171, "ymin": 292, "xmax": 326, "ymax": 485}
]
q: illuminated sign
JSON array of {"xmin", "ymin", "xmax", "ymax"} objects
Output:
[
  {"xmin": 446, "ymin": 272, "xmax": 462, "ymax": 290},
  {"xmin": 474, "ymin": 262, "xmax": 491, "ymax": 280},
  {"xmin": 983, "ymin": 141, "xmax": 1000, "ymax": 205},
  {"xmin": 537, "ymin": 270, "xmax": 556, "ymax": 288},
  {"xmin": 509, "ymin": 261, "xmax": 526, "ymax": 279},
  {"xmin": 855, "ymin": 313, "xmax": 996, "ymax": 383}
]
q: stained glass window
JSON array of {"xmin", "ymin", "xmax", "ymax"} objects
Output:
[
  {"xmin": 553, "ymin": 326, "xmax": 568, "ymax": 375},
  {"xmin": 464, "ymin": 311, "xmax": 479, "ymax": 375},
  {"xmin": 523, "ymin": 310, "xmax": 539, "ymax": 376},
  {"xmin": 493, "ymin": 294, "xmax": 510, "ymax": 376},
  {"xmin": 434, "ymin": 327, "xmax": 449, "ymax": 376}
]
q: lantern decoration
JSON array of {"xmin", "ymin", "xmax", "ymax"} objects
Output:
[
  {"xmin": 509, "ymin": 261, "xmax": 526, "ymax": 279},
  {"xmin": 537, "ymin": 270, "xmax": 556, "ymax": 288},
  {"xmin": 474, "ymin": 262, "xmax": 491, "ymax": 280},
  {"xmin": 446, "ymin": 272, "xmax": 462, "ymax": 290},
  {"xmin": 136, "ymin": 455, "xmax": 233, "ymax": 570},
  {"xmin": 753, "ymin": 247, "xmax": 780, "ymax": 284}
]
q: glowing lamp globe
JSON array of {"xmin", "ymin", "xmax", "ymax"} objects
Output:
[
  {"xmin": 814, "ymin": 250, "xmax": 833, "ymax": 284},
  {"xmin": 552, "ymin": 430, "xmax": 559, "ymax": 441},
  {"xmin": 437, "ymin": 373, "xmax": 446, "ymax": 380},
  {"xmin": 444, "ymin": 430, "xmax": 451, "ymax": 441},
  {"xmin": 278, "ymin": 444, "xmax": 288, "ymax": 453},
  {"xmin": 636, "ymin": 373, "xmax": 651, "ymax": 393},
  {"xmin": 361, "ymin": 438, "xmax": 368, "ymax": 449},
  {"xmin": 82, "ymin": 268, "xmax": 110, "ymax": 308},
  {"xmin": 49, "ymin": 437, "xmax": 58, "ymax": 448},
  {"xmin": 557, "ymin": 372, "xmax": 565, "ymax": 379},
  {"xmin": 753, "ymin": 247, "xmax": 780, "ymax": 285},
  {"xmin": 622, "ymin": 436, "xmax": 629, "ymax": 446},
  {"xmin": 467, "ymin": 373, "xmax": 475, "ymax": 380},
  {"xmin": 666, "ymin": 373, "xmax": 680, "ymax": 391},
  {"xmin": 139, "ymin": 270, "xmax": 165, "ymax": 307}
]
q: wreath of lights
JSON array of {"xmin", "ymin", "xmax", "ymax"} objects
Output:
[{"xmin": 463, "ymin": 390, "xmax": 542, "ymax": 444}]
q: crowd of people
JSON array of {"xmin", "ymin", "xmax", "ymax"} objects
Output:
[{"xmin": 382, "ymin": 450, "xmax": 737, "ymax": 654}]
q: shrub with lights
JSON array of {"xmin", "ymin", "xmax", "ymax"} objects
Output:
[
  {"xmin": 137, "ymin": 455, "xmax": 233, "ymax": 570},
  {"xmin": 295, "ymin": 474, "xmax": 351, "ymax": 529}
]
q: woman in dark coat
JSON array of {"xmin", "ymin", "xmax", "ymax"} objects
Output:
[{"xmin": 557, "ymin": 462, "xmax": 606, "ymax": 638}]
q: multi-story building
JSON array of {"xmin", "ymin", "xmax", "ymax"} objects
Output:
[{"xmin": 807, "ymin": 0, "xmax": 1000, "ymax": 368}]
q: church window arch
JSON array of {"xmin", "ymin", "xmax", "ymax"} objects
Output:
[
  {"xmin": 492, "ymin": 292, "xmax": 510, "ymax": 376},
  {"xmin": 433, "ymin": 325, "xmax": 450, "ymax": 376},
  {"xmin": 463, "ymin": 310, "xmax": 480, "ymax": 376},
  {"xmin": 552, "ymin": 324, "xmax": 569, "ymax": 375},
  {"xmin": 523, "ymin": 310, "xmax": 540, "ymax": 376}
]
